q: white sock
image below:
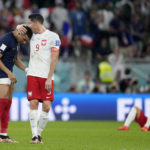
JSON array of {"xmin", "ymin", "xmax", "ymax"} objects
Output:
[
  {"xmin": 144, "ymin": 118, "xmax": 150, "ymax": 128},
  {"xmin": 29, "ymin": 109, "xmax": 38, "ymax": 137},
  {"xmin": 37, "ymin": 111, "xmax": 49, "ymax": 136},
  {"xmin": 124, "ymin": 107, "xmax": 137, "ymax": 127}
]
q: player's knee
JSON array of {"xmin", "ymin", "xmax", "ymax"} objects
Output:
[
  {"xmin": 30, "ymin": 100, "xmax": 39, "ymax": 109},
  {"xmin": 43, "ymin": 105, "xmax": 50, "ymax": 113},
  {"xmin": 133, "ymin": 106, "xmax": 140, "ymax": 112},
  {"xmin": 133, "ymin": 106, "xmax": 141, "ymax": 118}
]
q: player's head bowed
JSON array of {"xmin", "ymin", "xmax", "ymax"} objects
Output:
[
  {"xmin": 23, "ymin": 26, "xmax": 33, "ymax": 39},
  {"xmin": 14, "ymin": 26, "xmax": 33, "ymax": 44}
]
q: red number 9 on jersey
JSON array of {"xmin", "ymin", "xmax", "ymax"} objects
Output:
[{"xmin": 36, "ymin": 44, "xmax": 40, "ymax": 51}]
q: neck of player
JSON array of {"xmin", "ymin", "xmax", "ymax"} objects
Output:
[{"xmin": 37, "ymin": 25, "xmax": 46, "ymax": 34}]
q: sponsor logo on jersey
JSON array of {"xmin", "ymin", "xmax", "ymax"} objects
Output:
[
  {"xmin": 41, "ymin": 39, "xmax": 47, "ymax": 46},
  {"xmin": 0, "ymin": 43, "xmax": 7, "ymax": 51}
]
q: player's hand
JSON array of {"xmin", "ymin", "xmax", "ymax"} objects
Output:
[
  {"xmin": 25, "ymin": 68, "xmax": 29, "ymax": 73},
  {"xmin": 8, "ymin": 72, "xmax": 17, "ymax": 84},
  {"xmin": 16, "ymin": 24, "xmax": 27, "ymax": 34},
  {"xmin": 45, "ymin": 78, "xmax": 52, "ymax": 92}
]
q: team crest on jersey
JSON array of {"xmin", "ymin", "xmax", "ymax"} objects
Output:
[
  {"xmin": 41, "ymin": 40, "xmax": 47, "ymax": 46},
  {"xmin": 28, "ymin": 91, "xmax": 32, "ymax": 97}
]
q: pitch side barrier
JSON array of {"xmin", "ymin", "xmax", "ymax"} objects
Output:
[{"xmin": 10, "ymin": 93, "xmax": 150, "ymax": 121}]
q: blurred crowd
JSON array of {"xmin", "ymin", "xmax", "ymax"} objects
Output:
[{"xmin": 1, "ymin": 0, "xmax": 150, "ymax": 93}]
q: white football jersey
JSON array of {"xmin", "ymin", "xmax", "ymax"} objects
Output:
[{"xmin": 27, "ymin": 30, "xmax": 61, "ymax": 78}]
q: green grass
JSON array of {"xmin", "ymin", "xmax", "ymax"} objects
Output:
[{"xmin": 0, "ymin": 121, "xmax": 150, "ymax": 150}]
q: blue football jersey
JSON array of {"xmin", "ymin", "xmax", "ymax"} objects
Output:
[{"xmin": 0, "ymin": 32, "xmax": 18, "ymax": 78}]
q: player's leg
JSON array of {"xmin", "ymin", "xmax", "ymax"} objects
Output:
[
  {"xmin": 118, "ymin": 106, "xmax": 138, "ymax": 130},
  {"xmin": 0, "ymin": 84, "xmax": 10, "ymax": 142},
  {"xmin": 37, "ymin": 79, "xmax": 54, "ymax": 144},
  {"xmin": 134, "ymin": 107, "xmax": 150, "ymax": 131},
  {"xmin": 141, "ymin": 118, "xmax": 150, "ymax": 131},
  {"xmin": 29, "ymin": 99, "xmax": 39, "ymax": 142},
  {"xmin": 27, "ymin": 76, "xmax": 41, "ymax": 144},
  {"xmin": 37, "ymin": 100, "xmax": 51, "ymax": 143},
  {"xmin": 1, "ymin": 84, "xmax": 18, "ymax": 143}
]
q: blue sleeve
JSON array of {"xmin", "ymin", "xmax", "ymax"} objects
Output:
[
  {"xmin": 0, "ymin": 36, "xmax": 8, "ymax": 55},
  {"xmin": 0, "ymin": 42, "xmax": 7, "ymax": 55}
]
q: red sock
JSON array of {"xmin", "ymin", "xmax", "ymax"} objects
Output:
[
  {"xmin": 0, "ymin": 98, "xmax": 8, "ymax": 119},
  {"xmin": 1, "ymin": 99, "xmax": 11, "ymax": 133}
]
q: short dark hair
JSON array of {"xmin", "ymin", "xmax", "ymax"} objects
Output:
[
  {"xmin": 24, "ymin": 26, "xmax": 33, "ymax": 39},
  {"xmin": 28, "ymin": 13, "xmax": 44, "ymax": 24}
]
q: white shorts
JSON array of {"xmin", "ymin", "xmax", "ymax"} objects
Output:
[{"xmin": 0, "ymin": 78, "xmax": 11, "ymax": 85}]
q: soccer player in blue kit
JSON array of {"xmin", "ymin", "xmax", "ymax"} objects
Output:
[{"xmin": 0, "ymin": 26, "xmax": 33, "ymax": 143}]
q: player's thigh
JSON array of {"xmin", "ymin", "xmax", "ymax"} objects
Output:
[
  {"xmin": 42, "ymin": 101, "xmax": 51, "ymax": 112},
  {"xmin": 9, "ymin": 84, "xmax": 15, "ymax": 100},
  {"xmin": 41, "ymin": 79, "xmax": 54, "ymax": 102},
  {"xmin": 27, "ymin": 76, "xmax": 41, "ymax": 100},
  {"xmin": 134, "ymin": 106, "xmax": 141, "ymax": 119},
  {"xmin": 0, "ymin": 84, "xmax": 10, "ymax": 98}
]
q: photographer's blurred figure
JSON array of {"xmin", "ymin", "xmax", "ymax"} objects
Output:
[
  {"xmin": 92, "ymin": 79, "xmax": 103, "ymax": 93},
  {"xmin": 119, "ymin": 68, "xmax": 140, "ymax": 93},
  {"xmin": 107, "ymin": 82, "xmax": 119, "ymax": 93}
]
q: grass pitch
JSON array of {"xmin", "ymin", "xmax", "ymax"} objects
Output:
[{"xmin": 0, "ymin": 121, "xmax": 150, "ymax": 150}]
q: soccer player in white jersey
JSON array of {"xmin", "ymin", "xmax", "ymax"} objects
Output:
[{"xmin": 17, "ymin": 13, "xmax": 61, "ymax": 144}]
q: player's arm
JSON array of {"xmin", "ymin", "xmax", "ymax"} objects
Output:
[
  {"xmin": 0, "ymin": 54, "xmax": 17, "ymax": 83},
  {"xmin": 14, "ymin": 56, "xmax": 27, "ymax": 72},
  {"xmin": 45, "ymin": 48, "xmax": 59, "ymax": 92}
]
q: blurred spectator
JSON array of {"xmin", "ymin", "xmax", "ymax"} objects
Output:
[
  {"xmin": 130, "ymin": 14, "xmax": 144, "ymax": 43},
  {"xmin": 97, "ymin": 56, "xmax": 114, "ymax": 84},
  {"xmin": 140, "ymin": 0, "xmax": 150, "ymax": 16},
  {"xmin": 97, "ymin": 3, "xmax": 114, "ymax": 31},
  {"xmin": 51, "ymin": 0, "xmax": 70, "ymax": 34},
  {"xmin": 81, "ymin": 0, "xmax": 92, "ymax": 11},
  {"xmin": 116, "ymin": 0, "xmax": 134, "ymax": 24},
  {"xmin": 77, "ymin": 71, "xmax": 95, "ymax": 93},
  {"xmin": 92, "ymin": 79, "xmax": 103, "ymax": 93},
  {"xmin": 69, "ymin": 1, "xmax": 87, "ymax": 36},
  {"xmin": 68, "ymin": 84, "xmax": 77, "ymax": 93},
  {"xmin": 96, "ymin": 38, "xmax": 111, "ymax": 58},
  {"xmin": 108, "ymin": 47, "xmax": 125, "ymax": 82},
  {"xmin": 119, "ymin": 68, "xmax": 140, "ymax": 93},
  {"xmin": 117, "ymin": 22, "xmax": 134, "ymax": 47},
  {"xmin": 107, "ymin": 82, "xmax": 119, "ymax": 93}
]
